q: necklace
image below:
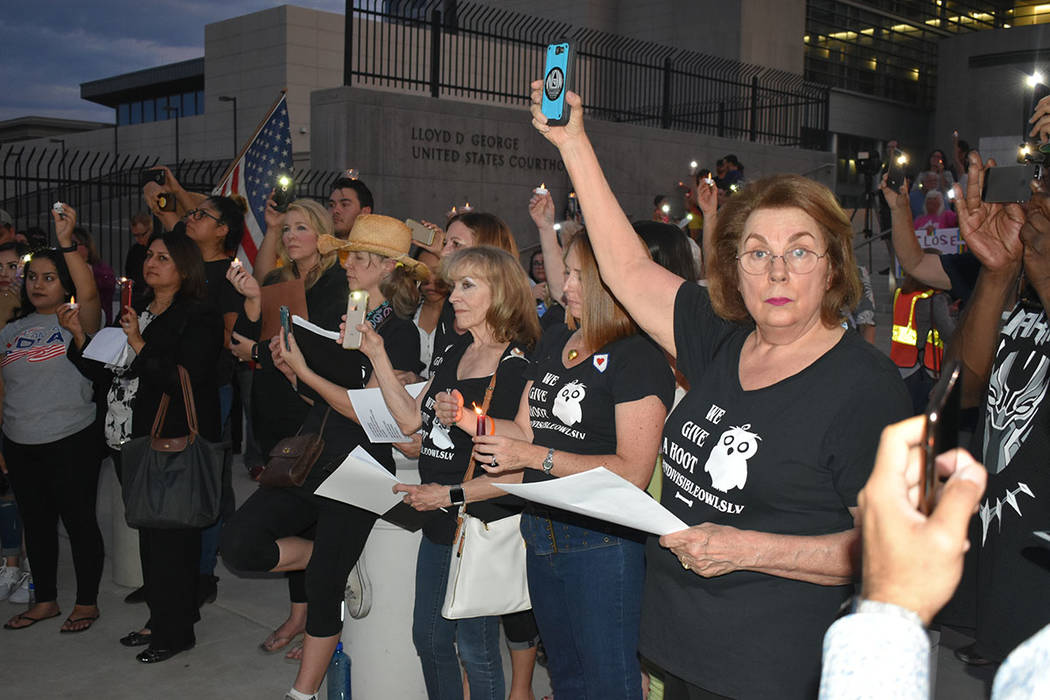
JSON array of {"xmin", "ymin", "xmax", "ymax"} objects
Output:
[{"xmin": 567, "ymin": 349, "xmax": 578, "ymax": 361}]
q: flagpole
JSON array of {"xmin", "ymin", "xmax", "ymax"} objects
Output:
[{"xmin": 213, "ymin": 89, "xmax": 288, "ymax": 192}]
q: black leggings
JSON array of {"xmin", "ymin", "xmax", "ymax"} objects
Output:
[
  {"xmin": 222, "ymin": 468, "xmax": 377, "ymax": 637},
  {"xmin": 3, "ymin": 424, "xmax": 104, "ymax": 605}
]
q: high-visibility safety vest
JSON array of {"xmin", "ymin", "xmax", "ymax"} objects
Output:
[{"xmin": 890, "ymin": 288, "xmax": 944, "ymax": 372}]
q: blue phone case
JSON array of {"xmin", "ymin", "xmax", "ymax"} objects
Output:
[{"xmin": 541, "ymin": 42, "xmax": 574, "ymax": 126}]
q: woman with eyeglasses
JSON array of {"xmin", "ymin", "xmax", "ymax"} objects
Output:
[
  {"xmin": 177, "ymin": 197, "xmax": 245, "ymax": 607},
  {"xmin": 528, "ymin": 88, "xmax": 911, "ymax": 698}
]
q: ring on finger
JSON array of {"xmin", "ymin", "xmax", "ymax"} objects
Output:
[{"xmin": 491, "ymin": 458, "xmax": 499, "ymax": 468}]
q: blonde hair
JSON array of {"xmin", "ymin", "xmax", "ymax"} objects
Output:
[
  {"xmin": 440, "ymin": 246, "xmax": 541, "ymax": 350},
  {"xmin": 563, "ymin": 231, "xmax": 638, "ymax": 354},
  {"xmin": 265, "ymin": 199, "xmax": 339, "ymax": 290}
]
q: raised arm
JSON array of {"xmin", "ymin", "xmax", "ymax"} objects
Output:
[
  {"xmin": 358, "ymin": 323, "xmax": 430, "ymax": 434},
  {"xmin": 942, "ymin": 154, "xmax": 1025, "ymax": 408},
  {"xmin": 530, "ymin": 85, "xmax": 683, "ymax": 356},
  {"xmin": 529, "ymin": 191, "xmax": 565, "ymax": 302},
  {"xmin": 880, "ymin": 175, "xmax": 951, "ymax": 290},
  {"xmin": 271, "ymin": 330, "xmax": 360, "ymax": 421},
  {"xmin": 697, "ymin": 178, "xmax": 719, "ymax": 278},
  {"xmin": 252, "ymin": 192, "xmax": 283, "ymax": 283},
  {"xmin": 52, "ymin": 205, "xmax": 102, "ymax": 335}
]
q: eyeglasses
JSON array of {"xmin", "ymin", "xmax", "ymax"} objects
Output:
[
  {"xmin": 736, "ymin": 247, "xmax": 827, "ymax": 275},
  {"xmin": 186, "ymin": 209, "xmax": 222, "ymax": 224}
]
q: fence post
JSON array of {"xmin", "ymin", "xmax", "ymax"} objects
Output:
[
  {"xmin": 661, "ymin": 57, "xmax": 672, "ymax": 129},
  {"xmin": 749, "ymin": 76, "xmax": 758, "ymax": 142},
  {"xmin": 430, "ymin": 9, "xmax": 443, "ymax": 99},
  {"xmin": 343, "ymin": 0, "xmax": 353, "ymax": 86}
]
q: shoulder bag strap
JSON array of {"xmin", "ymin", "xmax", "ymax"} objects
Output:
[
  {"xmin": 176, "ymin": 365, "xmax": 200, "ymax": 441},
  {"xmin": 460, "ymin": 369, "xmax": 499, "ymax": 484}
]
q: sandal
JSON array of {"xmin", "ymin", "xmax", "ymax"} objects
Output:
[
  {"xmin": 4, "ymin": 610, "xmax": 61, "ymax": 630},
  {"xmin": 260, "ymin": 628, "xmax": 302, "ymax": 653},
  {"xmin": 60, "ymin": 613, "xmax": 100, "ymax": 634}
]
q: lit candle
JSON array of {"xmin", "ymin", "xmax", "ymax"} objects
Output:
[
  {"xmin": 462, "ymin": 202, "xmax": 474, "ymax": 212},
  {"xmin": 230, "ymin": 257, "xmax": 242, "ymax": 269},
  {"xmin": 68, "ymin": 295, "xmax": 78, "ymax": 310},
  {"xmin": 119, "ymin": 277, "xmax": 133, "ymax": 310},
  {"xmin": 473, "ymin": 402, "xmax": 486, "ymax": 436},
  {"xmin": 703, "ymin": 176, "xmax": 715, "ymax": 186},
  {"xmin": 534, "ymin": 182, "xmax": 548, "ymax": 195}
]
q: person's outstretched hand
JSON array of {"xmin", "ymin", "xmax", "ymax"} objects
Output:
[
  {"xmin": 857, "ymin": 416, "xmax": 987, "ymax": 626},
  {"xmin": 529, "ymin": 81, "xmax": 585, "ymax": 148}
]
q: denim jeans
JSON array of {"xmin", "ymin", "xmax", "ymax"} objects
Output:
[
  {"xmin": 412, "ymin": 536, "xmax": 505, "ymax": 700},
  {"xmin": 520, "ymin": 510, "xmax": 646, "ymax": 700},
  {"xmin": 0, "ymin": 498, "xmax": 22, "ymax": 558}
]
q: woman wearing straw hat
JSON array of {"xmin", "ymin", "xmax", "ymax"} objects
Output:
[{"xmin": 221, "ymin": 214, "xmax": 428, "ymax": 700}]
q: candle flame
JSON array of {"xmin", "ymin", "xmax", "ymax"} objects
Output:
[
  {"xmin": 472, "ymin": 402, "xmax": 483, "ymax": 416},
  {"xmin": 70, "ymin": 296, "xmax": 75, "ymax": 305},
  {"xmin": 119, "ymin": 277, "xmax": 128, "ymax": 284},
  {"xmin": 540, "ymin": 182, "xmax": 545, "ymax": 189}
]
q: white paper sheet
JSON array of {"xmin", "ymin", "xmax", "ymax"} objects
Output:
[
  {"xmin": 348, "ymin": 382, "xmax": 428, "ymax": 443},
  {"xmin": 82, "ymin": 327, "xmax": 132, "ymax": 367},
  {"xmin": 292, "ymin": 314, "xmax": 339, "ymax": 340},
  {"xmin": 496, "ymin": 467, "xmax": 689, "ymax": 536},
  {"xmin": 313, "ymin": 446, "xmax": 403, "ymax": 515}
]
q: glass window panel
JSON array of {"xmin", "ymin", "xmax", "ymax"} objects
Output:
[
  {"xmin": 117, "ymin": 104, "xmax": 130, "ymax": 126},
  {"xmin": 130, "ymin": 101, "xmax": 142, "ymax": 125},
  {"xmin": 197, "ymin": 90, "xmax": 205, "ymax": 115},
  {"xmin": 143, "ymin": 99, "xmax": 155, "ymax": 122},
  {"xmin": 182, "ymin": 91, "xmax": 194, "ymax": 117}
]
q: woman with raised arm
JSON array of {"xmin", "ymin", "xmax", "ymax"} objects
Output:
[
  {"xmin": 221, "ymin": 215, "xmax": 425, "ymax": 700},
  {"xmin": 416, "ymin": 230, "xmax": 675, "ymax": 699},
  {"xmin": 362, "ymin": 246, "xmax": 539, "ymax": 700},
  {"xmin": 0, "ymin": 204, "xmax": 103, "ymax": 634},
  {"xmin": 528, "ymin": 85, "xmax": 910, "ymax": 698}
]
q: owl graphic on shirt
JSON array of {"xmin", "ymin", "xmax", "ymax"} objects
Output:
[{"xmin": 552, "ymin": 380, "xmax": 586, "ymax": 426}]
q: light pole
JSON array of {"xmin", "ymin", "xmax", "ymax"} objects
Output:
[
  {"xmin": 163, "ymin": 105, "xmax": 180, "ymax": 168},
  {"xmin": 218, "ymin": 95, "xmax": 238, "ymax": 159}
]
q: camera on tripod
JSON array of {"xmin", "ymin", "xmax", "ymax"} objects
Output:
[{"xmin": 855, "ymin": 151, "xmax": 883, "ymax": 178}]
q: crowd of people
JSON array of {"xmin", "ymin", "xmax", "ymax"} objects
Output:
[{"xmin": 0, "ymin": 85, "xmax": 1048, "ymax": 700}]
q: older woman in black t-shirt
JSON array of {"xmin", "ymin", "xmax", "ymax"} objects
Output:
[
  {"xmin": 528, "ymin": 87, "xmax": 910, "ymax": 698},
  {"xmin": 430, "ymin": 232, "xmax": 675, "ymax": 699},
  {"xmin": 361, "ymin": 246, "xmax": 540, "ymax": 700}
]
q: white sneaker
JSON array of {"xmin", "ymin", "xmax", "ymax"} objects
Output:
[
  {"xmin": 344, "ymin": 554, "xmax": 372, "ymax": 619},
  {"xmin": 0, "ymin": 565, "xmax": 18, "ymax": 601},
  {"xmin": 8, "ymin": 571, "xmax": 31, "ymax": 604}
]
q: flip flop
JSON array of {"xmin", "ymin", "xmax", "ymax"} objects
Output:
[
  {"xmin": 259, "ymin": 628, "xmax": 302, "ymax": 653},
  {"xmin": 4, "ymin": 610, "xmax": 61, "ymax": 630},
  {"xmin": 60, "ymin": 613, "xmax": 100, "ymax": 634}
]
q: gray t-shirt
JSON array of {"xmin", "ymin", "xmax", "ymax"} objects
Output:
[{"xmin": 0, "ymin": 313, "xmax": 95, "ymax": 444}]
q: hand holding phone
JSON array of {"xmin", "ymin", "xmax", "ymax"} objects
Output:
[
  {"xmin": 342, "ymin": 291, "xmax": 369, "ymax": 350},
  {"xmin": 406, "ymin": 219, "xmax": 435, "ymax": 247},
  {"xmin": 280, "ymin": 305, "xmax": 291, "ymax": 351}
]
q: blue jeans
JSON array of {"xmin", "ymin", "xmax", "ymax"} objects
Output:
[
  {"xmin": 412, "ymin": 536, "xmax": 505, "ymax": 700},
  {"xmin": 521, "ymin": 510, "xmax": 646, "ymax": 699},
  {"xmin": 0, "ymin": 498, "xmax": 23, "ymax": 558}
]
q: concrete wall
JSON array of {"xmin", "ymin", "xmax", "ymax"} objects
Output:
[
  {"xmin": 935, "ymin": 23, "xmax": 1050, "ymax": 153},
  {"xmin": 829, "ymin": 89, "xmax": 929, "ymax": 146},
  {"xmin": 483, "ymin": 0, "xmax": 803, "ymax": 75},
  {"xmin": 310, "ymin": 86, "xmax": 833, "ymax": 253}
]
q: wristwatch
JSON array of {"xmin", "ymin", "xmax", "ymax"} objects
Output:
[
  {"xmin": 542, "ymin": 448, "xmax": 555, "ymax": 476},
  {"xmin": 58, "ymin": 243, "xmax": 78, "ymax": 253},
  {"xmin": 250, "ymin": 343, "xmax": 260, "ymax": 362},
  {"xmin": 449, "ymin": 486, "xmax": 465, "ymax": 506}
]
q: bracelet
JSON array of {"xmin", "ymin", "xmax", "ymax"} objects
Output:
[
  {"xmin": 449, "ymin": 486, "xmax": 465, "ymax": 506},
  {"xmin": 250, "ymin": 343, "xmax": 260, "ymax": 362},
  {"xmin": 58, "ymin": 244, "xmax": 78, "ymax": 253}
]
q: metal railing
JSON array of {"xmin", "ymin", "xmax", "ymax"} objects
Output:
[
  {"xmin": 0, "ymin": 147, "xmax": 343, "ymax": 272},
  {"xmin": 348, "ymin": 0, "xmax": 830, "ymax": 148}
]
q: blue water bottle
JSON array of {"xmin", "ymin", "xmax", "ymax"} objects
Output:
[{"xmin": 327, "ymin": 642, "xmax": 351, "ymax": 700}]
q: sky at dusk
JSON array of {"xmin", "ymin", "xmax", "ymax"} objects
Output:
[{"xmin": 0, "ymin": 1, "xmax": 346, "ymax": 123}]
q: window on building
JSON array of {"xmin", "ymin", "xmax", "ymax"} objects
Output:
[
  {"xmin": 130, "ymin": 101, "xmax": 142, "ymax": 125},
  {"xmin": 117, "ymin": 104, "xmax": 130, "ymax": 126}
]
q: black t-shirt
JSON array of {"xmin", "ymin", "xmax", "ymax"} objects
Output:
[
  {"xmin": 522, "ymin": 323, "xmax": 675, "ymax": 535},
  {"xmin": 203, "ymin": 258, "xmax": 243, "ymax": 385},
  {"xmin": 418, "ymin": 335, "xmax": 531, "ymax": 544},
  {"xmin": 430, "ymin": 299, "xmax": 460, "ymax": 373},
  {"xmin": 638, "ymin": 282, "xmax": 910, "ymax": 699},
  {"xmin": 972, "ymin": 303, "xmax": 1050, "ymax": 660},
  {"xmin": 300, "ymin": 313, "xmax": 421, "ymax": 487}
]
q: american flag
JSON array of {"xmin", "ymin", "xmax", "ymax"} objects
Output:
[{"xmin": 213, "ymin": 93, "xmax": 292, "ymax": 269}]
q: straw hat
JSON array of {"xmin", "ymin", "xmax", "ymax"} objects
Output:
[{"xmin": 318, "ymin": 214, "xmax": 429, "ymax": 280}]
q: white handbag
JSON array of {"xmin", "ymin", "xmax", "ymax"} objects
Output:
[
  {"xmin": 440, "ymin": 370, "xmax": 531, "ymax": 619},
  {"xmin": 441, "ymin": 508, "xmax": 531, "ymax": 619}
]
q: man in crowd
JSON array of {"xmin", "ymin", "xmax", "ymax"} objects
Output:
[{"xmin": 327, "ymin": 176, "xmax": 373, "ymax": 239}]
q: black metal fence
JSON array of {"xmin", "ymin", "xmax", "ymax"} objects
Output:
[
  {"xmin": 348, "ymin": 0, "xmax": 829, "ymax": 148},
  {"xmin": 0, "ymin": 146, "xmax": 343, "ymax": 272}
]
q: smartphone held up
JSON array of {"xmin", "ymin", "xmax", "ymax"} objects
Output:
[
  {"xmin": 343, "ymin": 290, "xmax": 369, "ymax": 350},
  {"xmin": 541, "ymin": 41, "xmax": 575, "ymax": 127},
  {"xmin": 920, "ymin": 362, "xmax": 962, "ymax": 515}
]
